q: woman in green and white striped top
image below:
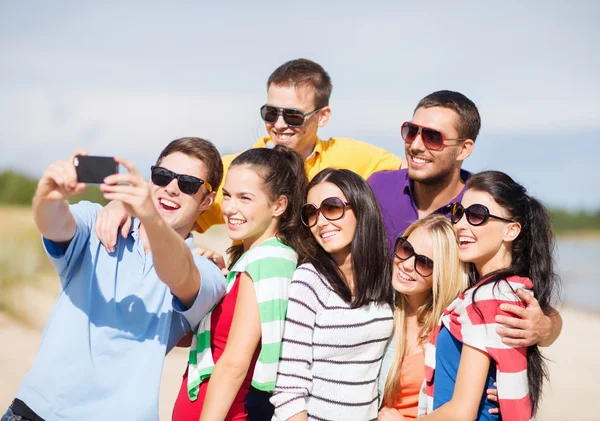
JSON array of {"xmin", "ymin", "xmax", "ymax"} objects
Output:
[{"xmin": 172, "ymin": 146, "xmax": 314, "ymax": 421}]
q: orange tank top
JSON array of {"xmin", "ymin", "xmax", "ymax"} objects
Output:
[{"xmin": 393, "ymin": 350, "xmax": 425, "ymax": 419}]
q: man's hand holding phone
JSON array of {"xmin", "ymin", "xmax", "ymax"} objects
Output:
[
  {"xmin": 100, "ymin": 157, "xmax": 157, "ymax": 224},
  {"xmin": 36, "ymin": 150, "xmax": 89, "ymax": 202}
]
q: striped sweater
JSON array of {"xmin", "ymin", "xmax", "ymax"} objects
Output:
[
  {"xmin": 271, "ymin": 263, "xmax": 394, "ymax": 421},
  {"xmin": 423, "ymin": 275, "xmax": 536, "ymax": 421},
  {"xmin": 187, "ymin": 238, "xmax": 298, "ymax": 400}
]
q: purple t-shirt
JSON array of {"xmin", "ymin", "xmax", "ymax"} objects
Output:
[{"xmin": 367, "ymin": 168, "xmax": 472, "ymax": 251}]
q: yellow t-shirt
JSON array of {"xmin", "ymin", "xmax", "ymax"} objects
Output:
[{"xmin": 196, "ymin": 136, "xmax": 403, "ymax": 232}]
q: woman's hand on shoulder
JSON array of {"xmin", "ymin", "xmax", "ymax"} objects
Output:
[{"xmin": 194, "ymin": 247, "xmax": 228, "ymax": 276}]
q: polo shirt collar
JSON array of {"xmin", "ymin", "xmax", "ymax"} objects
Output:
[
  {"xmin": 258, "ymin": 136, "xmax": 324, "ymax": 161},
  {"xmin": 129, "ymin": 217, "xmax": 141, "ymax": 239}
]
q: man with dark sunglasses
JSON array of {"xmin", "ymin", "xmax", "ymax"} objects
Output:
[
  {"xmin": 2, "ymin": 138, "xmax": 227, "ymax": 421},
  {"xmin": 194, "ymin": 58, "xmax": 404, "ymax": 233},
  {"xmin": 368, "ymin": 90, "xmax": 562, "ymax": 361},
  {"xmin": 95, "ymin": 58, "xmax": 404, "ymax": 247}
]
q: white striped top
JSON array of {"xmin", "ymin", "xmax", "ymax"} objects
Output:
[{"xmin": 271, "ymin": 263, "xmax": 394, "ymax": 421}]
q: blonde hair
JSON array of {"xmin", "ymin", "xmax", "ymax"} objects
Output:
[{"xmin": 381, "ymin": 214, "xmax": 469, "ymax": 407}]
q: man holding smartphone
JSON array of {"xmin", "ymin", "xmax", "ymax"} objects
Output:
[{"xmin": 2, "ymin": 138, "xmax": 226, "ymax": 421}]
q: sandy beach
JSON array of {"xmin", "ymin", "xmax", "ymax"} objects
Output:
[{"xmin": 1, "ymin": 288, "xmax": 598, "ymax": 420}]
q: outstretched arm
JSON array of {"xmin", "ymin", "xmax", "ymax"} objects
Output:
[
  {"xmin": 33, "ymin": 150, "xmax": 88, "ymax": 243},
  {"xmin": 100, "ymin": 157, "xmax": 202, "ymax": 308},
  {"xmin": 495, "ymin": 289, "xmax": 562, "ymax": 347}
]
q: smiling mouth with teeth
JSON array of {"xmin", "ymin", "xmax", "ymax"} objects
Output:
[
  {"xmin": 321, "ymin": 231, "xmax": 338, "ymax": 239},
  {"xmin": 274, "ymin": 132, "xmax": 293, "ymax": 141},
  {"xmin": 411, "ymin": 155, "xmax": 429, "ymax": 165},
  {"xmin": 159, "ymin": 198, "xmax": 180, "ymax": 211},
  {"xmin": 228, "ymin": 218, "xmax": 246, "ymax": 226},
  {"xmin": 397, "ymin": 269, "xmax": 415, "ymax": 282},
  {"xmin": 459, "ymin": 237, "xmax": 476, "ymax": 246}
]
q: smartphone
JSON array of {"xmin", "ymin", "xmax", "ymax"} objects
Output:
[{"xmin": 74, "ymin": 155, "xmax": 118, "ymax": 184}]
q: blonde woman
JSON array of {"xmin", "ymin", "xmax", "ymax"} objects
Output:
[{"xmin": 378, "ymin": 214, "xmax": 469, "ymax": 419}]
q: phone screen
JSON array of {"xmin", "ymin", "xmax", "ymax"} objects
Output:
[{"xmin": 74, "ymin": 155, "xmax": 118, "ymax": 184}]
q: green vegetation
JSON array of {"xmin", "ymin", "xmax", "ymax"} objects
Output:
[
  {"xmin": 0, "ymin": 170, "xmax": 108, "ymax": 206},
  {"xmin": 550, "ymin": 209, "xmax": 600, "ymax": 236},
  {"xmin": 0, "ymin": 207, "xmax": 56, "ymax": 317},
  {"xmin": 0, "ymin": 171, "xmax": 107, "ymax": 317}
]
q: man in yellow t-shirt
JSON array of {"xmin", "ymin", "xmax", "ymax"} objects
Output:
[
  {"xmin": 197, "ymin": 58, "xmax": 403, "ymax": 232},
  {"xmin": 94, "ymin": 58, "xmax": 403, "ymax": 243}
]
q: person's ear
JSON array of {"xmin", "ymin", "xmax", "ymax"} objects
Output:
[
  {"xmin": 198, "ymin": 191, "xmax": 216, "ymax": 213},
  {"xmin": 456, "ymin": 139, "xmax": 474, "ymax": 162},
  {"xmin": 503, "ymin": 221, "xmax": 521, "ymax": 242},
  {"xmin": 317, "ymin": 106, "xmax": 331, "ymax": 128},
  {"xmin": 272, "ymin": 195, "xmax": 288, "ymax": 217}
]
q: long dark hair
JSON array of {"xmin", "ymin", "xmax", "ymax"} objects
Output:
[
  {"xmin": 467, "ymin": 170, "xmax": 561, "ymax": 414},
  {"xmin": 306, "ymin": 168, "xmax": 393, "ymax": 308},
  {"xmin": 226, "ymin": 145, "xmax": 312, "ymax": 267}
]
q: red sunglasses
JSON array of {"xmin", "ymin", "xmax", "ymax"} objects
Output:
[{"xmin": 401, "ymin": 122, "xmax": 466, "ymax": 151}]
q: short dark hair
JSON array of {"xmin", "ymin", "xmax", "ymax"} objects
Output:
[
  {"xmin": 415, "ymin": 90, "xmax": 481, "ymax": 141},
  {"xmin": 156, "ymin": 137, "xmax": 223, "ymax": 194},
  {"xmin": 306, "ymin": 168, "xmax": 393, "ymax": 308},
  {"xmin": 267, "ymin": 58, "xmax": 333, "ymax": 108}
]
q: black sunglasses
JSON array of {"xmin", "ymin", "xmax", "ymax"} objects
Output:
[
  {"xmin": 450, "ymin": 202, "xmax": 514, "ymax": 226},
  {"xmin": 150, "ymin": 166, "xmax": 212, "ymax": 195},
  {"xmin": 301, "ymin": 197, "xmax": 351, "ymax": 228},
  {"xmin": 401, "ymin": 121, "xmax": 465, "ymax": 151},
  {"xmin": 394, "ymin": 237, "xmax": 434, "ymax": 277},
  {"xmin": 260, "ymin": 104, "xmax": 323, "ymax": 128}
]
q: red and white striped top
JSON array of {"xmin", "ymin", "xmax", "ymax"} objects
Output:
[{"xmin": 423, "ymin": 275, "xmax": 536, "ymax": 421}]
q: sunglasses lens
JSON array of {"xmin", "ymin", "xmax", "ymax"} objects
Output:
[
  {"xmin": 421, "ymin": 128, "xmax": 444, "ymax": 150},
  {"xmin": 177, "ymin": 175, "xmax": 202, "ymax": 195},
  {"xmin": 261, "ymin": 106, "xmax": 279, "ymax": 123},
  {"xmin": 415, "ymin": 255, "xmax": 434, "ymax": 277},
  {"xmin": 466, "ymin": 204, "xmax": 488, "ymax": 226},
  {"xmin": 282, "ymin": 110, "xmax": 305, "ymax": 127},
  {"xmin": 320, "ymin": 197, "xmax": 345, "ymax": 221},
  {"xmin": 395, "ymin": 238, "xmax": 413, "ymax": 260},
  {"xmin": 301, "ymin": 204, "xmax": 318, "ymax": 227},
  {"xmin": 450, "ymin": 203, "xmax": 463, "ymax": 224},
  {"xmin": 151, "ymin": 167, "xmax": 174, "ymax": 187},
  {"xmin": 401, "ymin": 123, "xmax": 419, "ymax": 143}
]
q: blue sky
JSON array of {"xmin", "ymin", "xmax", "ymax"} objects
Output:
[{"xmin": 1, "ymin": 1, "xmax": 599, "ymax": 210}]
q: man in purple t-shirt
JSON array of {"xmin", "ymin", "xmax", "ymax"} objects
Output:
[
  {"xmin": 368, "ymin": 89, "xmax": 562, "ymax": 352},
  {"xmin": 368, "ymin": 90, "xmax": 478, "ymax": 251}
]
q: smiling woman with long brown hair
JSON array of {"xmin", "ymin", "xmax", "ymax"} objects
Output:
[{"xmin": 271, "ymin": 168, "xmax": 394, "ymax": 421}]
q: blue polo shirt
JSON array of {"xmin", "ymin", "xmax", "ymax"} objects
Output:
[
  {"xmin": 367, "ymin": 168, "xmax": 472, "ymax": 251},
  {"xmin": 16, "ymin": 201, "xmax": 226, "ymax": 421}
]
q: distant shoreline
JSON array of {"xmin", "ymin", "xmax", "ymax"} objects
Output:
[{"xmin": 556, "ymin": 230, "xmax": 600, "ymax": 240}]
